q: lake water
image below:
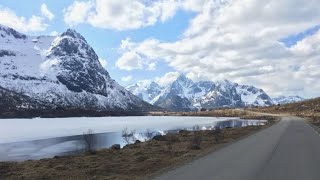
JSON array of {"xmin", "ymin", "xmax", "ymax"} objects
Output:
[{"xmin": 0, "ymin": 116, "xmax": 266, "ymax": 161}]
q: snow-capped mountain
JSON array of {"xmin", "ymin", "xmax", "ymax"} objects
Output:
[
  {"xmin": 127, "ymin": 74, "xmax": 274, "ymax": 111},
  {"xmin": 126, "ymin": 81, "xmax": 162, "ymax": 104},
  {"xmin": 272, "ymin": 96, "xmax": 305, "ymax": 105},
  {"xmin": 0, "ymin": 24, "xmax": 154, "ymax": 112}
]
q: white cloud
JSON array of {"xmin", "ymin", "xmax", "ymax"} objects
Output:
[
  {"xmin": 41, "ymin": 4, "xmax": 54, "ymax": 20},
  {"xmin": 121, "ymin": 75, "xmax": 133, "ymax": 82},
  {"xmin": 116, "ymin": 38, "xmax": 161, "ymax": 71},
  {"xmin": 116, "ymin": 0, "xmax": 320, "ymax": 98},
  {"xmin": 63, "ymin": 0, "xmax": 204, "ymax": 31},
  {"xmin": 147, "ymin": 62, "xmax": 157, "ymax": 71},
  {"xmin": 116, "ymin": 51, "xmax": 143, "ymax": 70},
  {"xmin": 290, "ymin": 30, "xmax": 320, "ymax": 56},
  {"xmin": 49, "ymin": 31, "xmax": 59, "ymax": 36},
  {"xmin": 0, "ymin": 5, "xmax": 53, "ymax": 32},
  {"xmin": 63, "ymin": 1, "xmax": 94, "ymax": 26},
  {"xmin": 155, "ymin": 72, "xmax": 180, "ymax": 86},
  {"xmin": 99, "ymin": 58, "xmax": 108, "ymax": 68},
  {"xmin": 0, "ymin": 9, "xmax": 46, "ymax": 32}
]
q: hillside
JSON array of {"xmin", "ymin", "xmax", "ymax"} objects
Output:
[{"xmin": 251, "ymin": 97, "xmax": 320, "ymax": 118}]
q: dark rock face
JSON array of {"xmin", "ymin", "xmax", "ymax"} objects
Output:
[
  {"xmin": 257, "ymin": 93, "xmax": 273, "ymax": 106},
  {"xmin": 0, "ymin": 86, "xmax": 47, "ymax": 112},
  {"xmin": 153, "ymin": 74, "xmax": 194, "ymax": 111},
  {"xmin": 0, "ymin": 50, "xmax": 16, "ymax": 57},
  {"xmin": 202, "ymin": 83, "xmax": 244, "ymax": 108},
  {"xmin": 152, "ymin": 135, "xmax": 166, "ymax": 141},
  {"xmin": 154, "ymin": 94, "xmax": 192, "ymax": 112},
  {"xmin": 47, "ymin": 29, "xmax": 112, "ymax": 96}
]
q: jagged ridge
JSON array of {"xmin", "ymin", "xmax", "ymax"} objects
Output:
[{"xmin": 127, "ymin": 74, "xmax": 274, "ymax": 111}]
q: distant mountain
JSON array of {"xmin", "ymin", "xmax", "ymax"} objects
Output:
[
  {"xmin": 0, "ymin": 24, "xmax": 156, "ymax": 116},
  {"xmin": 126, "ymin": 81, "xmax": 162, "ymax": 104},
  {"xmin": 272, "ymin": 96, "xmax": 305, "ymax": 105},
  {"xmin": 127, "ymin": 74, "xmax": 274, "ymax": 111}
]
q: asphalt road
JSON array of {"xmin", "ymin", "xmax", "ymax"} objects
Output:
[{"xmin": 155, "ymin": 117, "xmax": 320, "ymax": 180}]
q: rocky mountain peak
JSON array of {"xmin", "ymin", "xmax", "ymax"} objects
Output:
[
  {"xmin": 61, "ymin": 29, "xmax": 87, "ymax": 43},
  {"xmin": 48, "ymin": 29, "xmax": 97, "ymax": 60},
  {"xmin": 0, "ymin": 24, "xmax": 155, "ymax": 112},
  {"xmin": 44, "ymin": 29, "xmax": 111, "ymax": 95},
  {"xmin": 176, "ymin": 74, "xmax": 193, "ymax": 83},
  {"xmin": 170, "ymin": 74, "xmax": 194, "ymax": 91}
]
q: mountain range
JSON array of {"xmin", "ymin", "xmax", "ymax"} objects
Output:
[
  {"xmin": 127, "ymin": 74, "xmax": 306, "ymax": 111},
  {"xmin": 272, "ymin": 96, "xmax": 305, "ymax": 105},
  {"xmin": 126, "ymin": 74, "xmax": 276, "ymax": 111},
  {"xmin": 0, "ymin": 24, "xmax": 155, "ymax": 116}
]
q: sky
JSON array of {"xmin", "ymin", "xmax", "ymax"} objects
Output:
[{"xmin": 0, "ymin": 0, "xmax": 320, "ymax": 98}]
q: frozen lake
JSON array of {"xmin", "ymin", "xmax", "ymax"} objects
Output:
[{"xmin": 0, "ymin": 116, "xmax": 266, "ymax": 161}]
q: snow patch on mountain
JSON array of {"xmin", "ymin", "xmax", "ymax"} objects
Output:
[
  {"xmin": 126, "ymin": 80, "xmax": 162, "ymax": 104},
  {"xmin": 272, "ymin": 96, "xmax": 305, "ymax": 104}
]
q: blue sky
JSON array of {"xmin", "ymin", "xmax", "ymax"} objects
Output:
[
  {"xmin": 280, "ymin": 25, "xmax": 320, "ymax": 47},
  {"xmin": 1, "ymin": 0, "xmax": 320, "ymax": 98},
  {"xmin": 0, "ymin": 0, "xmax": 195, "ymax": 85}
]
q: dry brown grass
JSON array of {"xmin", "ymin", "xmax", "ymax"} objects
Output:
[
  {"xmin": 249, "ymin": 97, "xmax": 320, "ymax": 128},
  {"xmin": 149, "ymin": 109, "xmax": 280, "ymax": 122},
  {"xmin": 250, "ymin": 97, "xmax": 320, "ymax": 117},
  {"xmin": 253, "ymin": 98, "xmax": 320, "ymax": 129},
  {"xmin": 0, "ymin": 123, "xmax": 274, "ymax": 180}
]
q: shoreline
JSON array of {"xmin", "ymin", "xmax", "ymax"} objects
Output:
[{"xmin": 0, "ymin": 113, "xmax": 279, "ymax": 179}]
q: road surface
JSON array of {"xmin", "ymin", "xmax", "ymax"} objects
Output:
[{"xmin": 155, "ymin": 117, "xmax": 320, "ymax": 180}]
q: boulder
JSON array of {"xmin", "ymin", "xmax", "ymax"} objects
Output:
[
  {"xmin": 111, "ymin": 144, "xmax": 121, "ymax": 150},
  {"xmin": 152, "ymin": 135, "xmax": 166, "ymax": 141}
]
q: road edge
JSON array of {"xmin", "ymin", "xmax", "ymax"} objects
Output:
[{"xmin": 305, "ymin": 119, "xmax": 320, "ymax": 136}]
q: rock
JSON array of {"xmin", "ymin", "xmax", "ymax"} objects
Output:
[
  {"xmin": 152, "ymin": 135, "xmax": 166, "ymax": 141},
  {"xmin": 135, "ymin": 140, "xmax": 141, "ymax": 144},
  {"xmin": 179, "ymin": 129, "xmax": 188, "ymax": 133},
  {"xmin": 111, "ymin": 144, "xmax": 121, "ymax": 150}
]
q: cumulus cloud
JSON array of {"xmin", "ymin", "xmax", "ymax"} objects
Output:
[
  {"xmin": 155, "ymin": 72, "xmax": 180, "ymax": 86},
  {"xmin": 63, "ymin": 0, "xmax": 206, "ymax": 31},
  {"xmin": 63, "ymin": 1, "xmax": 93, "ymax": 26},
  {"xmin": 121, "ymin": 75, "xmax": 133, "ymax": 82},
  {"xmin": 115, "ymin": 38, "xmax": 160, "ymax": 70},
  {"xmin": 116, "ymin": 0, "xmax": 320, "ymax": 98},
  {"xmin": 0, "ymin": 4, "xmax": 54, "ymax": 32},
  {"xmin": 41, "ymin": 4, "xmax": 54, "ymax": 20},
  {"xmin": 99, "ymin": 58, "xmax": 108, "ymax": 68}
]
